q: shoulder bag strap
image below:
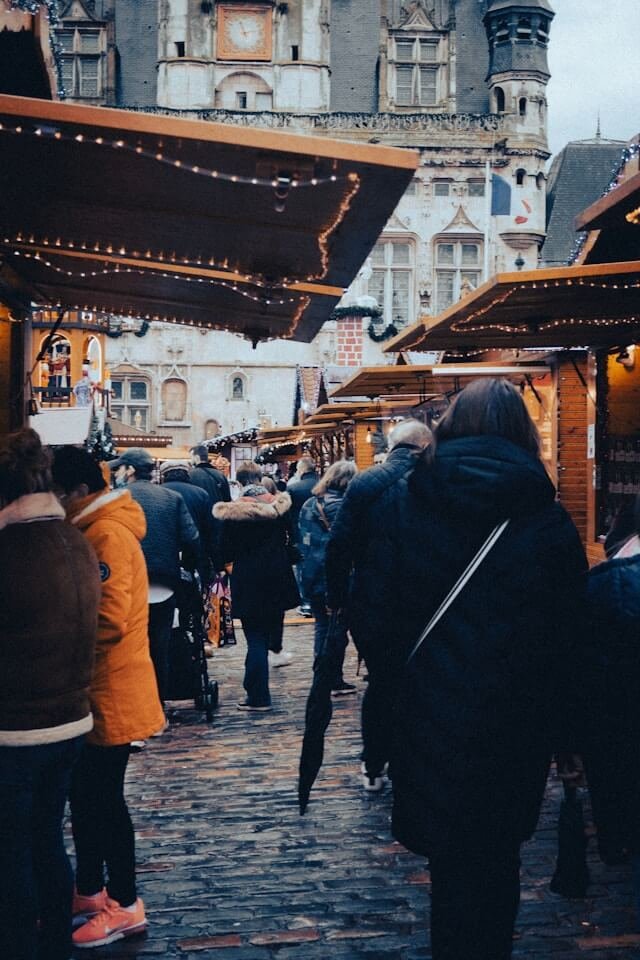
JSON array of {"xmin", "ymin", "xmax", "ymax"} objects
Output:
[
  {"xmin": 315, "ymin": 498, "xmax": 332, "ymax": 533},
  {"xmin": 407, "ymin": 518, "xmax": 510, "ymax": 663}
]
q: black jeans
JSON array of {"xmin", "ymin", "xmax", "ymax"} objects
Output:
[
  {"xmin": 70, "ymin": 743, "xmax": 137, "ymax": 908},
  {"xmin": 428, "ymin": 843, "xmax": 521, "ymax": 960},
  {"xmin": 361, "ymin": 671, "xmax": 398, "ymax": 777},
  {"xmin": 148, "ymin": 595, "xmax": 176, "ymax": 705},
  {"xmin": 0, "ymin": 736, "xmax": 84, "ymax": 960},
  {"xmin": 241, "ymin": 612, "xmax": 285, "ymax": 706}
]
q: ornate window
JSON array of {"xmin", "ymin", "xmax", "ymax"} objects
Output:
[
  {"xmin": 58, "ymin": 26, "xmax": 105, "ymax": 99},
  {"xmin": 368, "ymin": 239, "xmax": 415, "ymax": 329},
  {"xmin": 229, "ymin": 371, "xmax": 248, "ymax": 401},
  {"xmin": 434, "ymin": 240, "xmax": 482, "ymax": 313},
  {"xmin": 111, "ymin": 375, "xmax": 151, "ymax": 431},
  {"xmin": 161, "ymin": 378, "xmax": 187, "ymax": 422},
  {"xmin": 392, "ymin": 35, "xmax": 442, "ymax": 107},
  {"xmin": 468, "ymin": 180, "xmax": 486, "ymax": 198}
]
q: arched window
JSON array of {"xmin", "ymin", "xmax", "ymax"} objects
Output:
[
  {"xmin": 516, "ymin": 168, "xmax": 527, "ymax": 186},
  {"xmin": 84, "ymin": 335, "xmax": 101, "ymax": 384},
  {"xmin": 536, "ymin": 172, "xmax": 545, "ymax": 191},
  {"xmin": 205, "ymin": 418, "xmax": 221, "ymax": 439},
  {"xmin": 215, "ymin": 72, "xmax": 273, "ymax": 111},
  {"xmin": 40, "ymin": 333, "xmax": 72, "ymax": 402},
  {"xmin": 161, "ymin": 378, "xmax": 187, "ymax": 421},
  {"xmin": 494, "ymin": 86, "xmax": 505, "ymax": 113},
  {"xmin": 232, "ymin": 376, "xmax": 245, "ymax": 400},
  {"xmin": 519, "ymin": 97, "xmax": 527, "ymax": 117},
  {"xmin": 517, "ymin": 17, "xmax": 532, "ymax": 38}
]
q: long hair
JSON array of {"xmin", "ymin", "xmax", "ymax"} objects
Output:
[
  {"xmin": 312, "ymin": 460, "xmax": 357, "ymax": 496},
  {"xmin": 431, "ymin": 378, "xmax": 540, "ymax": 458},
  {"xmin": 0, "ymin": 428, "xmax": 53, "ymax": 505}
]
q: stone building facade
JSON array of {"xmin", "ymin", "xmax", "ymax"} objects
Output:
[{"xmin": 55, "ymin": 0, "xmax": 555, "ymax": 448}]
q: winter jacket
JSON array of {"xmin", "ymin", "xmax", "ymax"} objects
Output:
[
  {"xmin": 164, "ymin": 479, "xmax": 216, "ymax": 582},
  {"xmin": 376, "ymin": 435, "xmax": 587, "ymax": 857},
  {"xmin": 583, "ymin": 549, "xmax": 640, "ymax": 855},
  {"xmin": 287, "ymin": 470, "xmax": 320, "ymax": 543},
  {"xmin": 67, "ymin": 489, "xmax": 165, "ymax": 746},
  {"xmin": 213, "ymin": 491, "xmax": 300, "ymax": 621},
  {"xmin": 0, "ymin": 493, "xmax": 100, "ymax": 745},
  {"xmin": 325, "ymin": 444, "xmax": 421, "ymax": 623},
  {"xmin": 128, "ymin": 478, "xmax": 200, "ymax": 591},
  {"xmin": 190, "ymin": 462, "xmax": 231, "ymax": 508},
  {"xmin": 299, "ymin": 489, "xmax": 345, "ymax": 601}
]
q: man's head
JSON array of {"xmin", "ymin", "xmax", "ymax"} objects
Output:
[
  {"xmin": 190, "ymin": 444, "xmax": 209, "ymax": 466},
  {"xmin": 51, "ymin": 446, "xmax": 107, "ymax": 506},
  {"xmin": 159, "ymin": 460, "xmax": 191, "ymax": 484},
  {"xmin": 388, "ymin": 419, "xmax": 432, "ymax": 453},
  {"xmin": 109, "ymin": 448, "xmax": 154, "ymax": 486},
  {"xmin": 296, "ymin": 455, "xmax": 316, "ymax": 478},
  {"xmin": 236, "ymin": 463, "xmax": 262, "ymax": 488}
]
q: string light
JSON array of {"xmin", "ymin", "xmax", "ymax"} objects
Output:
[{"xmin": 0, "ymin": 120, "xmax": 355, "ymax": 192}]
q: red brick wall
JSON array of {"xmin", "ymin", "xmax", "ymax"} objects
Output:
[{"xmin": 335, "ymin": 316, "xmax": 363, "ymax": 368}]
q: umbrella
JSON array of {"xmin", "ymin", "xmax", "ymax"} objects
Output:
[
  {"xmin": 298, "ymin": 611, "xmax": 345, "ymax": 814},
  {"xmin": 549, "ymin": 782, "xmax": 590, "ymax": 898}
]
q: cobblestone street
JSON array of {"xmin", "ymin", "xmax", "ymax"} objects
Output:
[{"xmin": 70, "ymin": 621, "xmax": 639, "ymax": 959}]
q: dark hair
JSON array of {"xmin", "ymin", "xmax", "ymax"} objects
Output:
[
  {"xmin": 0, "ymin": 428, "xmax": 53, "ymax": 504},
  {"xmin": 236, "ymin": 463, "xmax": 262, "ymax": 487},
  {"xmin": 51, "ymin": 446, "xmax": 107, "ymax": 495},
  {"xmin": 191, "ymin": 444, "xmax": 208, "ymax": 462},
  {"xmin": 432, "ymin": 378, "xmax": 540, "ymax": 457}
]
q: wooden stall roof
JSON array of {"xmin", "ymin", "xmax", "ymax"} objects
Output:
[
  {"xmin": 575, "ymin": 169, "xmax": 640, "ymax": 265},
  {"xmin": 304, "ymin": 398, "xmax": 416, "ymax": 423},
  {"xmin": 382, "ymin": 261, "xmax": 640, "ymax": 353},
  {"xmin": 576, "ymin": 170, "xmax": 640, "ymax": 232},
  {"xmin": 0, "ymin": 95, "xmax": 417, "ymax": 343}
]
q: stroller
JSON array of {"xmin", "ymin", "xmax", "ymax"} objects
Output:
[{"xmin": 167, "ymin": 568, "xmax": 219, "ymax": 722}]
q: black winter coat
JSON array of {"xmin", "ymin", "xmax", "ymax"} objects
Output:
[
  {"xmin": 287, "ymin": 470, "xmax": 319, "ymax": 543},
  {"xmin": 380, "ymin": 436, "xmax": 587, "ymax": 857},
  {"xmin": 325, "ymin": 444, "xmax": 421, "ymax": 654},
  {"xmin": 584, "ymin": 550, "xmax": 640, "ymax": 855},
  {"xmin": 213, "ymin": 491, "xmax": 300, "ymax": 621},
  {"xmin": 163, "ymin": 479, "xmax": 216, "ymax": 581},
  {"xmin": 190, "ymin": 462, "xmax": 231, "ymax": 507}
]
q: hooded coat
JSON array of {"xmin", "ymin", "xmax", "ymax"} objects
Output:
[
  {"xmin": 67, "ymin": 488, "xmax": 165, "ymax": 746},
  {"xmin": 378, "ymin": 435, "xmax": 587, "ymax": 856},
  {"xmin": 0, "ymin": 493, "xmax": 100, "ymax": 744},
  {"xmin": 213, "ymin": 491, "xmax": 299, "ymax": 621},
  {"xmin": 584, "ymin": 549, "xmax": 640, "ymax": 855}
]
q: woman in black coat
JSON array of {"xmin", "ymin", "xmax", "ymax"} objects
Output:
[
  {"xmin": 584, "ymin": 497, "xmax": 640, "ymax": 890},
  {"xmin": 382, "ymin": 379, "xmax": 587, "ymax": 960},
  {"xmin": 213, "ymin": 465, "xmax": 299, "ymax": 710}
]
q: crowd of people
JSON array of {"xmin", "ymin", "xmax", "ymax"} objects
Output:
[{"xmin": 1, "ymin": 376, "xmax": 639, "ymax": 960}]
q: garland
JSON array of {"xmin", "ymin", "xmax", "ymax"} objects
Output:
[
  {"xmin": 134, "ymin": 320, "xmax": 150, "ymax": 338},
  {"xmin": 330, "ymin": 304, "xmax": 382, "ymax": 320},
  {"xmin": 367, "ymin": 320, "xmax": 398, "ymax": 343},
  {"xmin": 105, "ymin": 319, "xmax": 150, "ymax": 339},
  {"xmin": 105, "ymin": 327, "xmax": 123, "ymax": 339}
]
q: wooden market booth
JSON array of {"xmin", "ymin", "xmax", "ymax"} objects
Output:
[
  {"xmin": 0, "ymin": 94, "xmax": 417, "ymax": 431},
  {"xmin": 383, "ymin": 257, "xmax": 640, "ymax": 562}
]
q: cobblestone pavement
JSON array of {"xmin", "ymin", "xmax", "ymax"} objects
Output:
[{"xmin": 69, "ymin": 621, "xmax": 638, "ymax": 959}]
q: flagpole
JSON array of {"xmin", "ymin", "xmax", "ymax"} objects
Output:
[{"xmin": 483, "ymin": 157, "xmax": 491, "ymax": 281}]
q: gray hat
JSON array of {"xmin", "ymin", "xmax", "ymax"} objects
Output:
[
  {"xmin": 158, "ymin": 459, "xmax": 190, "ymax": 478},
  {"xmin": 109, "ymin": 448, "xmax": 154, "ymax": 472}
]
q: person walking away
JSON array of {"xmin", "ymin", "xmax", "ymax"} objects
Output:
[
  {"xmin": 213, "ymin": 464, "xmax": 299, "ymax": 710},
  {"xmin": 583, "ymin": 493, "xmax": 640, "ymax": 925},
  {"xmin": 381, "ymin": 380, "xmax": 587, "ymax": 960},
  {"xmin": 287, "ymin": 456, "xmax": 319, "ymax": 616},
  {"xmin": 109, "ymin": 449, "xmax": 199, "ymax": 721},
  {"xmin": 299, "ymin": 460, "xmax": 358, "ymax": 695},
  {"xmin": 0, "ymin": 429, "xmax": 100, "ymax": 960},
  {"xmin": 51, "ymin": 447, "xmax": 165, "ymax": 948},
  {"xmin": 325, "ymin": 419, "xmax": 431, "ymax": 790},
  {"xmin": 159, "ymin": 460, "xmax": 216, "ymax": 587},
  {"xmin": 189, "ymin": 444, "xmax": 231, "ymax": 507}
]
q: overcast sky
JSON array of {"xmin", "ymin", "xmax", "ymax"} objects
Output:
[{"xmin": 546, "ymin": 1, "xmax": 640, "ymax": 157}]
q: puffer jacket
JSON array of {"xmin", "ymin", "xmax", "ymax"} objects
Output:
[
  {"xmin": 287, "ymin": 470, "xmax": 319, "ymax": 543},
  {"xmin": 299, "ymin": 489, "xmax": 345, "ymax": 601},
  {"xmin": 0, "ymin": 493, "xmax": 100, "ymax": 744},
  {"xmin": 379, "ymin": 436, "xmax": 587, "ymax": 856},
  {"xmin": 128, "ymin": 479, "xmax": 200, "ymax": 591},
  {"xmin": 213, "ymin": 490, "xmax": 299, "ymax": 621},
  {"xmin": 583, "ymin": 548, "xmax": 640, "ymax": 855},
  {"xmin": 67, "ymin": 488, "xmax": 165, "ymax": 745}
]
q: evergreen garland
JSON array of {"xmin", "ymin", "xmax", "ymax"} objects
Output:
[
  {"xmin": 367, "ymin": 320, "xmax": 398, "ymax": 343},
  {"xmin": 330, "ymin": 304, "xmax": 382, "ymax": 320},
  {"xmin": 134, "ymin": 320, "xmax": 150, "ymax": 338}
]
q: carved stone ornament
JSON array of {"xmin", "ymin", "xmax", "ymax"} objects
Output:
[{"xmin": 400, "ymin": 0, "xmax": 437, "ymax": 29}]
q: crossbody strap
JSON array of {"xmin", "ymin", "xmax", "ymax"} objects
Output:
[{"xmin": 407, "ymin": 518, "xmax": 510, "ymax": 663}]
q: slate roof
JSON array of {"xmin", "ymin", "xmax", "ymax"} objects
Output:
[
  {"xmin": 541, "ymin": 138, "xmax": 626, "ymax": 266},
  {"xmin": 455, "ymin": 0, "xmax": 491, "ymax": 114}
]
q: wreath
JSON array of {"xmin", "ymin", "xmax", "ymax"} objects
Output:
[{"xmin": 367, "ymin": 321, "xmax": 398, "ymax": 343}]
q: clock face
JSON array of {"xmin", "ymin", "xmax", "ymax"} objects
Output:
[{"xmin": 218, "ymin": 6, "xmax": 272, "ymax": 61}]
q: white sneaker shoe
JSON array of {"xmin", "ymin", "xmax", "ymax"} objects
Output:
[
  {"xmin": 361, "ymin": 761, "xmax": 387, "ymax": 793},
  {"xmin": 269, "ymin": 650, "xmax": 293, "ymax": 668}
]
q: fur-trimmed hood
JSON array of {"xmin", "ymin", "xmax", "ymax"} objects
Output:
[
  {"xmin": 213, "ymin": 491, "xmax": 291, "ymax": 522},
  {"xmin": 0, "ymin": 492, "xmax": 64, "ymax": 531}
]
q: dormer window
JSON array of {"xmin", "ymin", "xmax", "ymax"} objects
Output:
[
  {"xmin": 495, "ymin": 19, "xmax": 509, "ymax": 42},
  {"xmin": 392, "ymin": 35, "xmax": 443, "ymax": 108},
  {"xmin": 517, "ymin": 18, "xmax": 532, "ymax": 39},
  {"xmin": 57, "ymin": 25, "xmax": 105, "ymax": 100}
]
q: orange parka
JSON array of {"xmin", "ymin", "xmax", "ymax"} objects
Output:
[{"xmin": 66, "ymin": 487, "xmax": 165, "ymax": 746}]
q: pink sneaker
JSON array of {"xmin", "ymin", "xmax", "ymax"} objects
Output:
[
  {"xmin": 72, "ymin": 896, "xmax": 147, "ymax": 947},
  {"xmin": 72, "ymin": 888, "xmax": 107, "ymax": 928}
]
